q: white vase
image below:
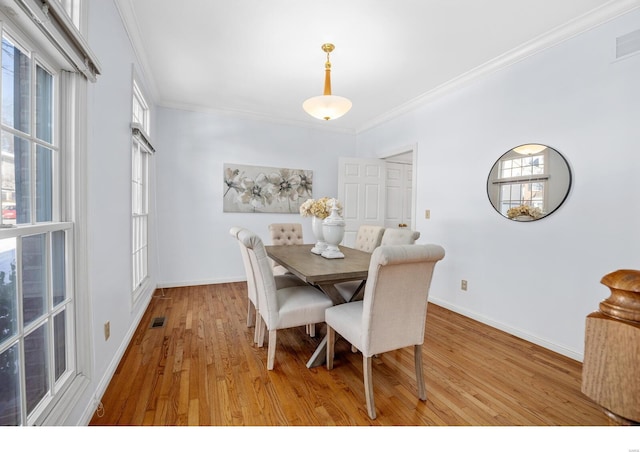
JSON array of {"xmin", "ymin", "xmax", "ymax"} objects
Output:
[
  {"xmin": 321, "ymin": 201, "xmax": 345, "ymax": 259},
  {"xmin": 310, "ymin": 216, "xmax": 327, "ymax": 254}
]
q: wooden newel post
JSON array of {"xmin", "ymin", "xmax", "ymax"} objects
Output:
[{"xmin": 582, "ymin": 269, "xmax": 640, "ymax": 425}]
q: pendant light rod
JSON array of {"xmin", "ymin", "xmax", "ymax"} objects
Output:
[{"xmin": 322, "ymin": 43, "xmax": 334, "ymax": 96}]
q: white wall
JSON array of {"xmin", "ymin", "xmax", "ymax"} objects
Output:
[
  {"xmin": 356, "ymin": 9, "xmax": 640, "ymax": 360},
  {"xmin": 65, "ymin": 1, "xmax": 638, "ymax": 425},
  {"xmin": 66, "ymin": 0, "xmax": 354, "ymax": 424},
  {"xmin": 154, "ymin": 109, "xmax": 356, "ymax": 287},
  {"xmin": 66, "ymin": 0, "xmax": 159, "ymax": 424}
]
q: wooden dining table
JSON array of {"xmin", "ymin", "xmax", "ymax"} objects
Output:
[{"xmin": 265, "ymin": 244, "xmax": 372, "ymax": 367}]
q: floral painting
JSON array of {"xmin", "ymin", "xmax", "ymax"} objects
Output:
[{"xmin": 223, "ymin": 163, "xmax": 313, "ymax": 213}]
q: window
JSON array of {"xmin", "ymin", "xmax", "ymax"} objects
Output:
[
  {"xmin": 0, "ymin": 31, "xmax": 74, "ymax": 425},
  {"xmin": 0, "ymin": 0, "xmax": 99, "ymax": 425},
  {"xmin": 56, "ymin": 0, "xmax": 82, "ymax": 30},
  {"xmin": 493, "ymin": 152, "xmax": 547, "ymax": 216},
  {"xmin": 131, "ymin": 80, "xmax": 153, "ymax": 303}
]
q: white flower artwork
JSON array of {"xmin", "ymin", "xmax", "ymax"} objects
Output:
[{"xmin": 223, "ymin": 163, "xmax": 313, "ymax": 213}]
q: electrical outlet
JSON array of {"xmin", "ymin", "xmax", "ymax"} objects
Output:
[
  {"xmin": 104, "ymin": 321, "xmax": 110, "ymax": 341},
  {"xmin": 425, "ymin": 209, "xmax": 430, "ymax": 219},
  {"xmin": 461, "ymin": 280, "xmax": 468, "ymax": 291}
]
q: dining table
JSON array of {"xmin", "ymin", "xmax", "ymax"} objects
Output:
[{"xmin": 265, "ymin": 243, "xmax": 372, "ymax": 367}]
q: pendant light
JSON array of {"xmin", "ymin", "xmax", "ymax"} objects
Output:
[
  {"xmin": 303, "ymin": 43, "xmax": 352, "ymax": 121},
  {"xmin": 513, "ymin": 144, "xmax": 547, "ymax": 155}
]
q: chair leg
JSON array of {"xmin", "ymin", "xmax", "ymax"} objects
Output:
[
  {"xmin": 363, "ymin": 355, "xmax": 376, "ymax": 419},
  {"xmin": 326, "ymin": 326, "xmax": 335, "ymax": 370},
  {"xmin": 247, "ymin": 300, "xmax": 255, "ymax": 327},
  {"xmin": 253, "ymin": 310, "xmax": 261, "ymax": 344},
  {"xmin": 267, "ymin": 330, "xmax": 277, "ymax": 370},
  {"xmin": 414, "ymin": 344, "xmax": 427, "ymax": 401},
  {"xmin": 256, "ymin": 315, "xmax": 265, "ymax": 348},
  {"xmin": 308, "ymin": 323, "xmax": 316, "ymax": 337}
]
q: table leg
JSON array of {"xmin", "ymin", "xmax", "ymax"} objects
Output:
[
  {"xmin": 306, "ymin": 335, "xmax": 328, "ymax": 368},
  {"xmin": 306, "ymin": 283, "xmax": 347, "ymax": 368}
]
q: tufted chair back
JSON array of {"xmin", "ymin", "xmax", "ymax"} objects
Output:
[
  {"xmin": 353, "ymin": 225, "xmax": 385, "ymax": 253},
  {"xmin": 268, "ymin": 223, "xmax": 304, "ymax": 275},
  {"xmin": 268, "ymin": 223, "xmax": 304, "ymax": 245},
  {"xmin": 380, "ymin": 228, "xmax": 420, "ymax": 245}
]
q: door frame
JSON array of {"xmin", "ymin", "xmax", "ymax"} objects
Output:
[{"xmin": 377, "ymin": 143, "xmax": 418, "ymax": 231}]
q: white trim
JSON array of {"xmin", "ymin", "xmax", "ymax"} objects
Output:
[
  {"xmin": 14, "ymin": 0, "xmax": 101, "ymax": 81},
  {"xmin": 376, "ymin": 143, "xmax": 419, "ymax": 231},
  {"xmin": 162, "ymin": 99, "xmax": 357, "ymax": 136},
  {"xmin": 37, "ymin": 70, "xmax": 92, "ymax": 426},
  {"xmin": 157, "ymin": 276, "xmax": 242, "ymax": 289},
  {"xmin": 428, "ymin": 296, "xmax": 583, "ymax": 362},
  {"xmin": 356, "ymin": 0, "xmax": 640, "ymax": 133},
  {"xmin": 77, "ymin": 287, "xmax": 154, "ymax": 425},
  {"xmin": 113, "ymin": 0, "xmax": 158, "ymax": 101}
]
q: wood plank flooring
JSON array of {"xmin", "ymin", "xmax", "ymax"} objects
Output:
[{"xmin": 89, "ymin": 283, "xmax": 608, "ymax": 426}]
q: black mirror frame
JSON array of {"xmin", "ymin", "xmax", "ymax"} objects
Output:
[{"xmin": 486, "ymin": 144, "xmax": 572, "ymax": 222}]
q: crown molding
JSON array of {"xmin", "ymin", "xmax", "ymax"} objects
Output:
[
  {"xmin": 159, "ymin": 99, "xmax": 357, "ymax": 135},
  {"xmin": 356, "ymin": 0, "xmax": 640, "ymax": 134},
  {"xmin": 113, "ymin": 0, "xmax": 159, "ymax": 102}
]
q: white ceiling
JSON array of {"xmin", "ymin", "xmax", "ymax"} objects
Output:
[{"xmin": 115, "ymin": 0, "xmax": 636, "ymax": 133}]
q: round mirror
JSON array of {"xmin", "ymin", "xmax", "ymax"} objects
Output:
[{"xmin": 487, "ymin": 144, "xmax": 572, "ymax": 221}]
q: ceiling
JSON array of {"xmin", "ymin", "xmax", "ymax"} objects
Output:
[{"xmin": 115, "ymin": 0, "xmax": 635, "ymax": 133}]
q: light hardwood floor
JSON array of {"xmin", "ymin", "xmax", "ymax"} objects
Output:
[{"xmin": 89, "ymin": 283, "xmax": 607, "ymax": 426}]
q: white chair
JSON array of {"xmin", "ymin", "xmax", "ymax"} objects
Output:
[
  {"xmin": 334, "ymin": 225, "xmax": 385, "ymax": 302},
  {"xmin": 352, "ymin": 225, "xmax": 385, "ymax": 252},
  {"xmin": 230, "ymin": 226, "xmax": 305, "ymax": 344},
  {"xmin": 230, "ymin": 226, "xmax": 258, "ymax": 331},
  {"xmin": 268, "ymin": 223, "xmax": 304, "ymax": 275},
  {"xmin": 325, "ymin": 244, "xmax": 445, "ymax": 419},
  {"xmin": 380, "ymin": 228, "xmax": 420, "ymax": 245},
  {"xmin": 238, "ymin": 228, "xmax": 334, "ymax": 370},
  {"xmin": 268, "ymin": 222, "xmax": 318, "ymax": 336}
]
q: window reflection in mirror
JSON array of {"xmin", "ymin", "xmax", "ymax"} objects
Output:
[{"xmin": 487, "ymin": 144, "xmax": 571, "ymax": 221}]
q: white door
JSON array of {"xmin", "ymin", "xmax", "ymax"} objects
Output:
[
  {"xmin": 337, "ymin": 157, "xmax": 386, "ymax": 247},
  {"xmin": 384, "ymin": 162, "xmax": 413, "ymax": 228}
]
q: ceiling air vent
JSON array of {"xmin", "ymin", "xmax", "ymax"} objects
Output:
[{"xmin": 616, "ymin": 29, "xmax": 640, "ymax": 59}]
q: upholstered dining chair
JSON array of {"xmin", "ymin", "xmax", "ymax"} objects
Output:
[
  {"xmin": 267, "ymin": 222, "xmax": 318, "ymax": 336},
  {"xmin": 230, "ymin": 226, "xmax": 258, "ymax": 331},
  {"xmin": 325, "ymin": 244, "xmax": 445, "ymax": 419},
  {"xmin": 237, "ymin": 228, "xmax": 333, "ymax": 370},
  {"xmin": 352, "ymin": 225, "xmax": 385, "ymax": 252},
  {"xmin": 230, "ymin": 226, "xmax": 306, "ymax": 344},
  {"xmin": 334, "ymin": 224, "xmax": 385, "ymax": 302},
  {"xmin": 268, "ymin": 223, "xmax": 304, "ymax": 276},
  {"xmin": 380, "ymin": 227, "xmax": 420, "ymax": 245}
]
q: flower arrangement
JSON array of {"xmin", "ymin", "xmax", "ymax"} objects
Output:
[
  {"xmin": 299, "ymin": 197, "xmax": 342, "ymax": 219},
  {"xmin": 507, "ymin": 205, "xmax": 543, "ymax": 219}
]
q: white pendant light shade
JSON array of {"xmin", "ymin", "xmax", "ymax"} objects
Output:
[
  {"xmin": 303, "ymin": 43, "xmax": 352, "ymax": 121},
  {"xmin": 302, "ymin": 94, "xmax": 352, "ymax": 121},
  {"xmin": 513, "ymin": 144, "xmax": 547, "ymax": 155}
]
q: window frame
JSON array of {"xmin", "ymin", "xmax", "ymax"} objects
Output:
[
  {"xmin": 491, "ymin": 150, "xmax": 550, "ymax": 216},
  {"xmin": 0, "ymin": 0, "xmax": 98, "ymax": 425},
  {"xmin": 131, "ymin": 77, "xmax": 153, "ymax": 306},
  {"xmin": 0, "ymin": 23, "xmax": 77, "ymax": 425}
]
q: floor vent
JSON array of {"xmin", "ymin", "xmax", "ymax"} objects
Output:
[{"xmin": 150, "ymin": 317, "xmax": 166, "ymax": 329}]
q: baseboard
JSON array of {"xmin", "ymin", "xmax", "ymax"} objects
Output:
[
  {"xmin": 157, "ymin": 275, "xmax": 244, "ymax": 288},
  {"xmin": 78, "ymin": 289, "xmax": 155, "ymax": 425},
  {"xmin": 428, "ymin": 297, "xmax": 584, "ymax": 362}
]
